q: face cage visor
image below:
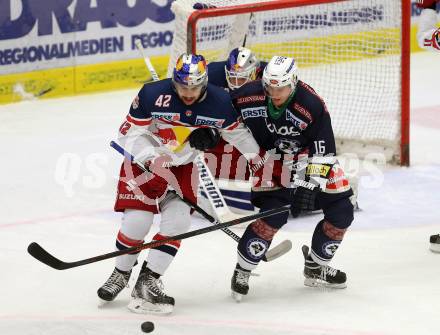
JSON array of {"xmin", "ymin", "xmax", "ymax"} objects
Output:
[{"xmin": 225, "ymin": 66, "xmax": 257, "ymax": 90}]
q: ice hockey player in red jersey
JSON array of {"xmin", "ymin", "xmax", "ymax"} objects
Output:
[
  {"xmin": 416, "ymin": 0, "xmax": 440, "ymax": 52},
  {"xmin": 229, "ymin": 55, "xmax": 354, "ymax": 301},
  {"xmin": 97, "ymin": 53, "xmax": 270, "ymax": 314}
]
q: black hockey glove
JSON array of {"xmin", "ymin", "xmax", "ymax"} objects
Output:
[
  {"xmin": 188, "ymin": 127, "xmax": 220, "ymax": 151},
  {"xmin": 291, "ymin": 180, "xmax": 320, "ymax": 218},
  {"xmin": 291, "ymin": 159, "xmax": 334, "ymax": 218}
]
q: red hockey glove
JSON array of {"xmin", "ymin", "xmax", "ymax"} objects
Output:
[
  {"xmin": 416, "ymin": 0, "xmax": 438, "ymax": 9},
  {"xmin": 144, "ymin": 155, "xmax": 173, "ymax": 199}
]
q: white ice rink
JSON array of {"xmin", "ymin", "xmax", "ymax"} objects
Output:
[{"xmin": 0, "ymin": 52, "xmax": 439, "ymax": 335}]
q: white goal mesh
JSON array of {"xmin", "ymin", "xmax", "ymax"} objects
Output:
[{"xmin": 168, "ymin": 0, "xmax": 409, "ymax": 164}]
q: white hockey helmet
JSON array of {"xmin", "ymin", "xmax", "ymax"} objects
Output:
[
  {"xmin": 225, "ymin": 47, "xmax": 259, "ymax": 90},
  {"xmin": 262, "ymin": 56, "xmax": 298, "ymax": 94}
]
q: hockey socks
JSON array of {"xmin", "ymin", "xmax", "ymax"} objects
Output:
[
  {"xmin": 310, "ymin": 219, "xmax": 347, "ymax": 264},
  {"xmin": 147, "ymin": 233, "xmax": 181, "ymax": 275},
  {"xmin": 237, "ymin": 219, "xmax": 278, "ymax": 270}
]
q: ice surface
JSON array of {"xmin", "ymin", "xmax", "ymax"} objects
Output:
[{"xmin": 0, "ymin": 52, "xmax": 439, "ymax": 335}]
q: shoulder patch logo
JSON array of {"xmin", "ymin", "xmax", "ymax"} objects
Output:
[
  {"xmin": 293, "ymin": 103, "xmax": 313, "ymax": 122},
  {"xmin": 132, "ymin": 96, "xmax": 139, "ymax": 110}
]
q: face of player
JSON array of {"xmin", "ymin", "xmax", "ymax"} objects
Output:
[
  {"xmin": 266, "ymin": 85, "xmax": 293, "ymax": 108},
  {"xmin": 175, "ymin": 83, "xmax": 204, "ymax": 105}
]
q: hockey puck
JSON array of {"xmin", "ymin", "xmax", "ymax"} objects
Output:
[{"xmin": 141, "ymin": 321, "xmax": 155, "ymax": 333}]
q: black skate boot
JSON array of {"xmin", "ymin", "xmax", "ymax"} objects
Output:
[
  {"xmin": 302, "ymin": 245, "xmax": 347, "ymax": 289},
  {"xmin": 97, "ymin": 267, "xmax": 131, "ymax": 302},
  {"xmin": 231, "ymin": 263, "xmax": 251, "ymax": 302},
  {"xmin": 128, "ymin": 262, "xmax": 175, "ymax": 314},
  {"xmin": 430, "ymin": 234, "xmax": 440, "ymax": 253}
]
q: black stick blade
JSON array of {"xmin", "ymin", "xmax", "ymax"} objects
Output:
[{"xmin": 27, "ymin": 242, "xmax": 69, "ymax": 270}]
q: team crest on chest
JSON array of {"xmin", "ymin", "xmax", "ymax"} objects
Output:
[{"xmin": 185, "ymin": 110, "xmax": 193, "ymax": 117}]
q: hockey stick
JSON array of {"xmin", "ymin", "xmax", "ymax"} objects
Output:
[
  {"xmin": 27, "ymin": 205, "xmax": 289, "ymax": 270},
  {"xmin": 110, "ymin": 141, "xmax": 292, "ymax": 262},
  {"xmin": 135, "ymin": 39, "xmax": 160, "ymax": 81}
]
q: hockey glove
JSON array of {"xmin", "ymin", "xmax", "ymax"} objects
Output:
[
  {"xmin": 416, "ymin": 0, "xmax": 438, "ymax": 9},
  {"xmin": 144, "ymin": 155, "xmax": 172, "ymax": 199},
  {"xmin": 249, "ymin": 150, "xmax": 282, "ymax": 189},
  {"xmin": 291, "ymin": 157, "xmax": 334, "ymax": 217},
  {"xmin": 189, "ymin": 127, "xmax": 221, "ymax": 151}
]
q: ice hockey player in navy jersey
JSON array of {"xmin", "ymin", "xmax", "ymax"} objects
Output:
[
  {"xmin": 97, "ymin": 53, "xmax": 269, "ymax": 314},
  {"xmin": 229, "ymin": 56, "xmax": 355, "ymax": 301}
]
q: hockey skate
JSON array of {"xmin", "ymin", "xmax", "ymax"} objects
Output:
[
  {"xmin": 127, "ymin": 263, "xmax": 175, "ymax": 314},
  {"xmin": 430, "ymin": 234, "xmax": 440, "ymax": 253},
  {"xmin": 302, "ymin": 245, "xmax": 347, "ymax": 289},
  {"xmin": 97, "ymin": 267, "xmax": 131, "ymax": 304},
  {"xmin": 231, "ymin": 263, "xmax": 251, "ymax": 302}
]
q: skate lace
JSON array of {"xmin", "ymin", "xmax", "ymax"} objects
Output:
[
  {"xmin": 320, "ymin": 265, "xmax": 337, "ymax": 280},
  {"xmin": 146, "ymin": 277, "xmax": 167, "ymax": 297},
  {"xmin": 102, "ymin": 270, "xmax": 128, "ymax": 294},
  {"xmin": 235, "ymin": 269, "xmax": 251, "ymax": 285}
]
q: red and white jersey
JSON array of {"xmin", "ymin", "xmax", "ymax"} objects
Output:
[{"xmin": 417, "ymin": 8, "xmax": 440, "ymax": 52}]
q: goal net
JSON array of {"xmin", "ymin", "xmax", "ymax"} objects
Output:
[{"xmin": 168, "ymin": 0, "xmax": 410, "ymax": 165}]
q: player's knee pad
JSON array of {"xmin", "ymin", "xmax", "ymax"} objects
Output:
[
  {"xmin": 322, "ymin": 196, "xmax": 354, "ymax": 230},
  {"xmin": 117, "ymin": 209, "xmax": 154, "ymax": 252},
  {"xmin": 159, "ymin": 194, "xmax": 192, "ymax": 236},
  {"xmin": 252, "ymin": 192, "xmax": 291, "ymax": 229},
  {"xmin": 251, "ymin": 219, "xmax": 279, "ymax": 241}
]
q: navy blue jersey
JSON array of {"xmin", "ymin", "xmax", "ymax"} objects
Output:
[
  {"xmin": 118, "ymin": 78, "xmax": 261, "ymax": 165},
  {"xmin": 207, "ymin": 60, "xmax": 267, "ymax": 89},
  {"xmin": 127, "ymin": 79, "xmax": 240, "ymax": 130},
  {"xmin": 231, "ymin": 80, "xmax": 336, "ymax": 157}
]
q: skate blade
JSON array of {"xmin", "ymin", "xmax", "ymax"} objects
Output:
[
  {"xmin": 304, "ymin": 278, "xmax": 347, "ymax": 289},
  {"xmin": 231, "ymin": 291, "xmax": 244, "ymax": 303},
  {"xmin": 128, "ymin": 298, "xmax": 173, "ymax": 315},
  {"xmin": 97, "ymin": 298, "xmax": 111, "ymax": 308}
]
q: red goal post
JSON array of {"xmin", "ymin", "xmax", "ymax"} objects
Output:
[{"xmin": 169, "ymin": 0, "xmax": 411, "ymax": 166}]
